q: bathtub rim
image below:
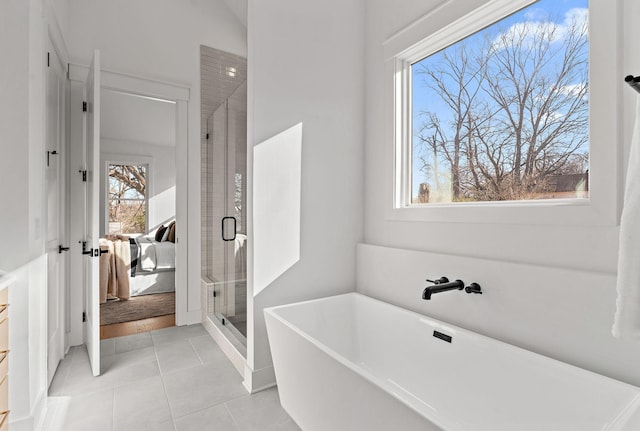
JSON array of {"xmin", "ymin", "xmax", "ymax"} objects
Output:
[{"xmin": 264, "ymin": 292, "xmax": 640, "ymax": 430}]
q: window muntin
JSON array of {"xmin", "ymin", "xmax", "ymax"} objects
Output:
[
  {"xmin": 107, "ymin": 163, "xmax": 148, "ymax": 234},
  {"xmin": 408, "ymin": 0, "xmax": 589, "ymax": 204}
]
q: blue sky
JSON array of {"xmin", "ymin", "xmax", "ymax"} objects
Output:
[{"xmin": 411, "ymin": 0, "xmax": 589, "ymax": 199}]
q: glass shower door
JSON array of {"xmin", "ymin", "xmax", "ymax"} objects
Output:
[{"xmin": 207, "ymin": 81, "xmax": 247, "ymax": 342}]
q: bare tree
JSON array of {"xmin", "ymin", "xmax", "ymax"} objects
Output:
[
  {"xmin": 414, "ymin": 10, "xmax": 589, "ymax": 202},
  {"xmin": 108, "ymin": 165, "xmax": 147, "ymax": 233},
  {"xmin": 414, "ymin": 42, "xmax": 485, "ymax": 200}
]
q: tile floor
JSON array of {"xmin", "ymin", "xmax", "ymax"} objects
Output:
[{"xmin": 45, "ymin": 324, "xmax": 301, "ymax": 431}]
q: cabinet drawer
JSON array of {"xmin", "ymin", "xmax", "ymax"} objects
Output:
[
  {"xmin": 0, "ymin": 409, "xmax": 8, "ymax": 431},
  {"xmin": 0, "ymin": 318, "xmax": 7, "ymax": 352},
  {"xmin": 0, "ymin": 351, "xmax": 7, "ymax": 380},
  {"xmin": 0, "ymin": 375, "xmax": 7, "ymax": 413}
]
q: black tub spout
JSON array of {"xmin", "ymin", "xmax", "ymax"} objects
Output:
[{"xmin": 422, "ymin": 278, "xmax": 465, "ymax": 300}]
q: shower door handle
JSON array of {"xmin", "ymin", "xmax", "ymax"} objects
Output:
[{"xmin": 222, "ymin": 216, "xmax": 237, "ymax": 242}]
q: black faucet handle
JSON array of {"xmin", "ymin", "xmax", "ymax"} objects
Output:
[
  {"xmin": 426, "ymin": 276, "xmax": 449, "ymax": 285},
  {"xmin": 465, "ymin": 283, "xmax": 482, "ymax": 294}
]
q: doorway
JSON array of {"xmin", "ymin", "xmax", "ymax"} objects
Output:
[
  {"xmin": 69, "ymin": 61, "xmax": 190, "ymax": 376},
  {"xmin": 98, "ymin": 90, "xmax": 178, "ymax": 339}
]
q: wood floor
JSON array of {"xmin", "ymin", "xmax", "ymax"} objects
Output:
[{"xmin": 100, "ymin": 314, "xmax": 175, "ymax": 339}]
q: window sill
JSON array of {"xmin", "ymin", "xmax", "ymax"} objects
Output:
[{"xmin": 387, "ymin": 198, "xmax": 618, "ymax": 227}]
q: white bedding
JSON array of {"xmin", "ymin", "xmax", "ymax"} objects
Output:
[{"xmin": 136, "ymin": 236, "xmax": 175, "ymax": 272}]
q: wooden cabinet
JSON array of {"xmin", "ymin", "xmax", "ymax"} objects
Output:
[{"xmin": 0, "ymin": 284, "xmax": 9, "ymax": 429}]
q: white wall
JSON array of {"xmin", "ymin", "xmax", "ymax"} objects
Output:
[
  {"xmin": 0, "ymin": 0, "xmax": 30, "ymax": 270},
  {"xmin": 248, "ymin": 0, "xmax": 365, "ymax": 390},
  {"xmin": 66, "ymin": 0, "xmax": 248, "ymax": 325},
  {"xmin": 1, "ymin": 0, "xmax": 65, "ymax": 429},
  {"xmin": 360, "ymin": 0, "xmax": 640, "ymax": 386},
  {"xmin": 100, "ymin": 139, "xmax": 177, "ymax": 236}
]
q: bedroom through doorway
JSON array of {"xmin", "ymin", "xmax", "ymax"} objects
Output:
[{"xmin": 98, "ymin": 88, "xmax": 178, "ymax": 339}]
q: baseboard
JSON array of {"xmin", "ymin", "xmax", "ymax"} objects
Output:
[
  {"xmin": 176, "ymin": 309, "xmax": 200, "ymax": 326},
  {"xmin": 10, "ymin": 391, "xmax": 47, "ymax": 431},
  {"xmin": 9, "ymin": 415, "xmax": 34, "ymax": 431},
  {"xmin": 242, "ymin": 364, "xmax": 276, "ymax": 393}
]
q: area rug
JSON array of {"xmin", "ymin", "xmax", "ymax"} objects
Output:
[{"xmin": 100, "ymin": 292, "xmax": 175, "ymax": 326}]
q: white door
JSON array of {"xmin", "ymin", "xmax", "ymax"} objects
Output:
[
  {"xmin": 46, "ymin": 42, "xmax": 67, "ymax": 386},
  {"xmin": 84, "ymin": 50, "xmax": 101, "ymax": 376}
]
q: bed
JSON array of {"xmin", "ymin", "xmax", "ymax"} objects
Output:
[
  {"xmin": 99, "ymin": 223, "xmax": 177, "ymax": 302},
  {"xmin": 129, "ymin": 235, "xmax": 176, "ymax": 296}
]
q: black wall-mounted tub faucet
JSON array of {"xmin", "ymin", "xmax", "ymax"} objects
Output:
[{"xmin": 422, "ymin": 277, "xmax": 465, "ymax": 300}]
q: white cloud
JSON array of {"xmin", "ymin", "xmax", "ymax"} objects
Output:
[
  {"xmin": 557, "ymin": 83, "xmax": 586, "ymax": 97},
  {"xmin": 491, "ymin": 7, "xmax": 588, "ymax": 51}
]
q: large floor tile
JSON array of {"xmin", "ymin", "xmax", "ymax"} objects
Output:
[
  {"xmin": 64, "ymin": 356, "xmax": 160, "ymax": 396},
  {"xmin": 114, "ymin": 375, "xmax": 173, "ymax": 431},
  {"xmin": 226, "ymin": 387, "xmax": 294, "ymax": 431},
  {"xmin": 114, "ymin": 331, "xmax": 154, "ymax": 353},
  {"xmin": 100, "ymin": 338, "xmax": 116, "ymax": 357},
  {"xmin": 163, "ymin": 362, "xmax": 247, "ymax": 418},
  {"xmin": 265, "ymin": 419, "xmax": 302, "ymax": 431},
  {"xmin": 151, "ymin": 324, "xmax": 208, "ymax": 346},
  {"xmin": 155, "ymin": 338, "xmax": 202, "ymax": 374},
  {"xmin": 48, "ymin": 346, "xmax": 78, "ymax": 396},
  {"xmin": 174, "ymin": 404, "xmax": 239, "ymax": 431},
  {"xmin": 50, "ymin": 389, "xmax": 114, "ymax": 431},
  {"xmin": 101, "ymin": 345, "xmax": 157, "ymax": 372},
  {"xmin": 189, "ymin": 335, "xmax": 229, "ymax": 365}
]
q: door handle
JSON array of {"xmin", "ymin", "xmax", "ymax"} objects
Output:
[
  {"xmin": 59, "ymin": 245, "xmax": 70, "ymax": 254},
  {"xmin": 222, "ymin": 216, "xmax": 237, "ymax": 242}
]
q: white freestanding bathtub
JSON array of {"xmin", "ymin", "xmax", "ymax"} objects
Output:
[{"xmin": 264, "ymin": 293, "xmax": 640, "ymax": 431}]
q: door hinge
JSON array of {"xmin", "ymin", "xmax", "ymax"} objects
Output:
[
  {"xmin": 206, "ymin": 133, "xmax": 210, "ymax": 140},
  {"xmin": 82, "ymin": 101, "xmax": 87, "ymax": 112},
  {"xmin": 212, "ymin": 291, "xmax": 216, "ymax": 298},
  {"xmin": 82, "ymin": 312, "xmax": 87, "ymax": 322},
  {"xmin": 47, "ymin": 150, "xmax": 59, "ymax": 167},
  {"xmin": 79, "ymin": 169, "xmax": 87, "ymax": 182},
  {"xmin": 47, "ymin": 52, "xmax": 50, "ymax": 67}
]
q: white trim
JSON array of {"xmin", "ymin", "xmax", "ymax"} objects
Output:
[
  {"xmin": 174, "ymin": 99, "xmax": 190, "ymax": 324},
  {"xmin": 387, "ymin": 0, "xmax": 621, "ymax": 227},
  {"xmin": 243, "ymin": 364, "xmax": 276, "ymax": 394},
  {"xmin": 67, "ymin": 66, "xmax": 192, "ymax": 330},
  {"xmin": 68, "ymin": 63, "xmax": 190, "ymax": 102}
]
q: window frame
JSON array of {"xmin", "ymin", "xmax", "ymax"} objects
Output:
[
  {"xmin": 103, "ymin": 155, "xmax": 152, "ymax": 236},
  {"xmin": 387, "ymin": 0, "xmax": 621, "ymax": 227}
]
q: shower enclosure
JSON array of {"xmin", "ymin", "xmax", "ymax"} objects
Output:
[
  {"xmin": 200, "ymin": 45, "xmax": 248, "ymax": 348},
  {"xmin": 205, "ymin": 81, "xmax": 247, "ymax": 342}
]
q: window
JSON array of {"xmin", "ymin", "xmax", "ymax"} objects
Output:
[
  {"xmin": 411, "ymin": 0, "xmax": 588, "ymax": 204},
  {"xmin": 107, "ymin": 164, "xmax": 148, "ymax": 234},
  {"xmin": 390, "ymin": 0, "xmax": 620, "ymax": 226}
]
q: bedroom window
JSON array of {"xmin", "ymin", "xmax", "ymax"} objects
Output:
[
  {"xmin": 406, "ymin": 0, "xmax": 589, "ymax": 204},
  {"xmin": 108, "ymin": 163, "xmax": 148, "ymax": 234}
]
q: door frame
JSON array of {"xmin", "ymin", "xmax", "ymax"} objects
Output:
[{"xmin": 68, "ymin": 65, "xmax": 192, "ymax": 340}]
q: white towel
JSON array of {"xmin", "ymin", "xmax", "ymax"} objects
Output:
[{"xmin": 613, "ymin": 98, "xmax": 640, "ymax": 339}]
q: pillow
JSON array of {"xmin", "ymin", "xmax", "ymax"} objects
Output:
[
  {"xmin": 168, "ymin": 222, "xmax": 176, "ymax": 243},
  {"xmin": 155, "ymin": 225, "xmax": 167, "ymax": 242},
  {"xmin": 161, "ymin": 223, "xmax": 172, "ymax": 242}
]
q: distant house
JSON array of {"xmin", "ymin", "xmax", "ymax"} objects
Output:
[{"xmin": 536, "ymin": 172, "xmax": 589, "ymax": 199}]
